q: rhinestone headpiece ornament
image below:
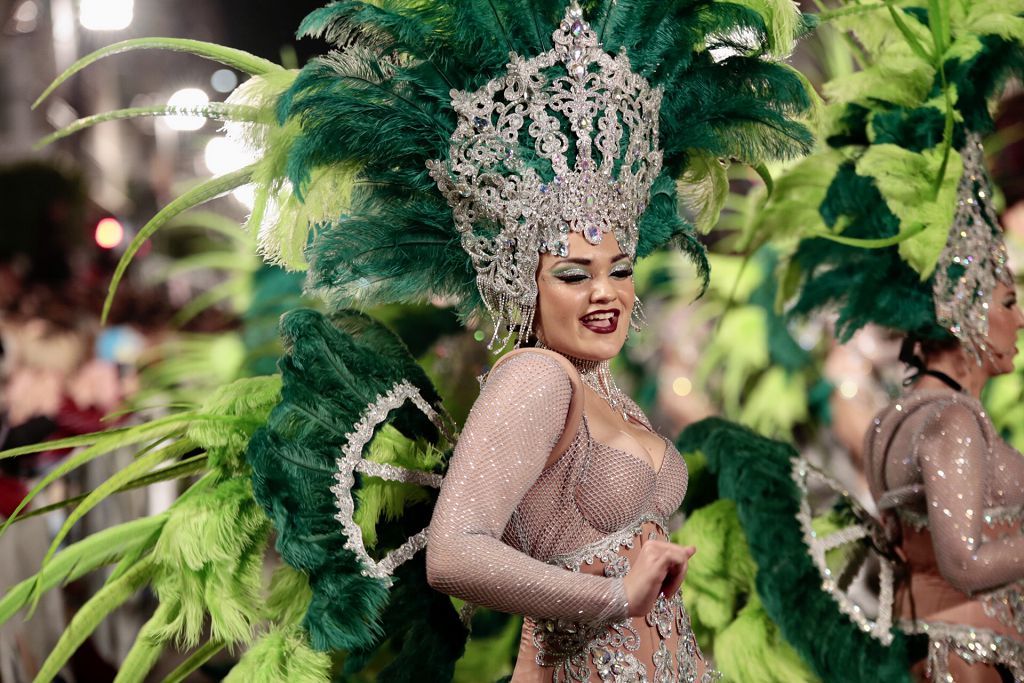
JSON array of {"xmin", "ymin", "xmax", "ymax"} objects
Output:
[
  {"xmin": 932, "ymin": 133, "xmax": 1013, "ymax": 363},
  {"xmin": 428, "ymin": 3, "xmax": 663, "ymax": 348}
]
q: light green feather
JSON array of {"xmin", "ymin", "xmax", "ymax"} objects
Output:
[
  {"xmin": 0, "ymin": 514, "xmax": 166, "ymax": 627},
  {"xmin": 679, "ymin": 153, "xmax": 731, "ymax": 233},
  {"xmin": 32, "ymin": 557, "xmax": 156, "ymax": 683},
  {"xmin": 223, "ymin": 625, "xmax": 332, "ymax": 683},
  {"xmin": 102, "ymin": 166, "xmax": 256, "ymax": 323},
  {"xmin": 854, "ymin": 143, "xmax": 963, "ymax": 277},
  {"xmin": 34, "ymin": 38, "xmax": 283, "ymax": 108},
  {"xmin": 354, "ymin": 424, "xmax": 446, "ymax": 548}
]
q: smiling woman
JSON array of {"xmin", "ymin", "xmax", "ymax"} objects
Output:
[
  {"xmin": 535, "ymin": 236, "xmax": 634, "ymax": 360},
  {"xmin": 14, "ymin": 0, "xmax": 812, "ymax": 678},
  {"xmin": 410, "ymin": 0, "xmax": 813, "ymax": 677},
  {"xmin": 427, "ymin": 229, "xmax": 708, "ymax": 680}
]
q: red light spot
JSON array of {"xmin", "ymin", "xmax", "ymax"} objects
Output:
[{"xmin": 95, "ymin": 217, "xmax": 124, "ymax": 249}]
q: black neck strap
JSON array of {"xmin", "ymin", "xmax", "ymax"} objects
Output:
[
  {"xmin": 899, "ymin": 338, "xmax": 965, "ymax": 393},
  {"xmin": 918, "ymin": 368, "xmax": 964, "ymax": 393}
]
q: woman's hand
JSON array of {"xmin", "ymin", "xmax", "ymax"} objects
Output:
[{"xmin": 622, "ymin": 541, "xmax": 696, "ymax": 617}]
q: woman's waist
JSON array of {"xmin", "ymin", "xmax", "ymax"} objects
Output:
[{"xmin": 897, "ymin": 571, "xmax": 1024, "ymax": 639}]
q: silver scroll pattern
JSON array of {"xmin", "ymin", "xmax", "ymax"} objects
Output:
[
  {"xmin": 428, "ymin": 2, "xmax": 663, "ymax": 348},
  {"xmin": 330, "ymin": 379, "xmax": 453, "ymax": 582}
]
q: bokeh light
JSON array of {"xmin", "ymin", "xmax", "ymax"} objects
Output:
[
  {"xmin": 164, "ymin": 88, "xmax": 209, "ymax": 132},
  {"xmin": 203, "ymin": 136, "xmax": 256, "ymax": 176},
  {"xmin": 672, "ymin": 376, "xmax": 693, "ymax": 397},
  {"xmin": 94, "ymin": 217, "xmax": 124, "ymax": 249},
  {"xmin": 211, "ymin": 69, "xmax": 239, "ymax": 93},
  {"xmin": 79, "ymin": 0, "xmax": 133, "ymax": 31}
]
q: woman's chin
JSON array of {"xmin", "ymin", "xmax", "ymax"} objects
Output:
[{"xmin": 574, "ymin": 332, "xmax": 626, "ymax": 360}]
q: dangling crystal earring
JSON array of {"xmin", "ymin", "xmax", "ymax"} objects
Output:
[{"xmin": 630, "ymin": 295, "xmax": 647, "ymax": 332}]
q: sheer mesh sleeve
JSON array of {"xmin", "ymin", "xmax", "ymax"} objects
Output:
[
  {"xmin": 426, "ymin": 351, "xmax": 629, "ymax": 623},
  {"xmin": 918, "ymin": 404, "xmax": 1024, "ymax": 594}
]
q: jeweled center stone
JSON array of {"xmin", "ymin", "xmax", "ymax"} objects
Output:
[{"xmin": 583, "ymin": 223, "xmax": 602, "ymax": 244}]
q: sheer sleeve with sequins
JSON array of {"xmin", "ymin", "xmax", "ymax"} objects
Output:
[
  {"xmin": 425, "ymin": 351, "xmax": 629, "ymax": 623},
  {"xmin": 917, "ymin": 403, "xmax": 1024, "ymax": 594}
]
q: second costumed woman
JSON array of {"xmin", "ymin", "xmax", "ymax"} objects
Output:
[{"xmin": 678, "ymin": 2, "xmax": 1024, "ymax": 682}]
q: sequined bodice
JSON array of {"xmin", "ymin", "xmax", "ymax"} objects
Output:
[
  {"xmin": 427, "ymin": 350, "xmax": 712, "ymax": 681},
  {"xmin": 865, "ymin": 389, "xmax": 1024, "ymax": 651},
  {"xmin": 505, "ymin": 415, "xmax": 687, "ymax": 563}
]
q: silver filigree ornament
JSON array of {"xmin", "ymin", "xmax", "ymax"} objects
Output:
[
  {"xmin": 427, "ymin": 3, "xmax": 664, "ymax": 349},
  {"xmin": 933, "ymin": 132, "xmax": 1014, "ymax": 364},
  {"xmin": 791, "ymin": 458, "xmax": 896, "ymax": 645},
  {"xmin": 330, "ymin": 380, "xmax": 455, "ymax": 582}
]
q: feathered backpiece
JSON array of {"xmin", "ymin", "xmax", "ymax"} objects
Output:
[
  {"xmin": 23, "ymin": 0, "xmax": 811, "ymax": 678},
  {"xmin": 757, "ymin": 0, "xmax": 1023, "ymax": 355}
]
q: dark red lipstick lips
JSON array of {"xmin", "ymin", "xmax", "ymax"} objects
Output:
[{"xmin": 580, "ymin": 309, "xmax": 619, "ymax": 334}]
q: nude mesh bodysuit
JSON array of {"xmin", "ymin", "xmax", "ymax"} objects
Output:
[
  {"xmin": 865, "ymin": 389, "xmax": 1024, "ymax": 680},
  {"xmin": 427, "ymin": 350, "xmax": 712, "ymax": 682}
]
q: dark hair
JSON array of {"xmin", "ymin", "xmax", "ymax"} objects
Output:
[{"xmin": 899, "ymin": 335, "xmax": 960, "ymax": 379}]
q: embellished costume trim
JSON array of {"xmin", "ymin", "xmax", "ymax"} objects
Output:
[
  {"xmin": 532, "ymin": 516, "xmax": 720, "ymax": 682},
  {"xmin": 330, "ymin": 380, "xmax": 454, "ymax": 581},
  {"xmin": 982, "ymin": 581, "xmax": 1024, "ymax": 637},
  {"xmin": 899, "ymin": 619, "xmax": 1024, "ymax": 680},
  {"xmin": 547, "ymin": 513, "xmax": 667, "ymax": 572},
  {"xmin": 791, "ymin": 458, "xmax": 896, "ymax": 644}
]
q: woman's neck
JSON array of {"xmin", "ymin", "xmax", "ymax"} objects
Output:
[
  {"xmin": 916, "ymin": 351, "xmax": 987, "ymax": 399},
  {"xmin": 534, "ymin": 342, "xmax": 629, "ymax": 419}
]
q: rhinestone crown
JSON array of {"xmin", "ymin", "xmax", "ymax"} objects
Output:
[{"xmin": 428, "ymin": 3, "xmax": 663, "ymax": 347}]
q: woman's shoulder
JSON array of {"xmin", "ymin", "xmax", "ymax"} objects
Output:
[
  {"xmin": 489, "ymin": 347, "xmax": 582, "ymax": 387},
  {"xmin": 483, "ymin": 349, "xmax": 585, "ymax": 460}
]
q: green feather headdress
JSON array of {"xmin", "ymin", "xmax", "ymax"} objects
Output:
[
  {"xmin": 759, "ymin": 0, "xmax": 1023, "ymax": 350},
  {"xmin": 35, "ymin": 0, "xmax": 813, "ymax": 337},
  {"xmin": 281, "ymin": 0, "xmax": 813, "ymax": 342}
]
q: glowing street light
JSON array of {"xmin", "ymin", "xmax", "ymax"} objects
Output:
[
  {"xmin": 79, "ymin": 0, "xmax": 133, "ymax": 31},
  {"xmin": 164, "ymin": 88, "xmax": 209, "ymax": 131}
]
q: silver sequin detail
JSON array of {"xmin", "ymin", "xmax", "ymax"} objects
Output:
[
  {"xmin": 792, "ymin": 457, "xmax": 895, "ymax": 644},
  {"xmin": 331, "ymin": 380, "xmax": 452, "ymax": 581},
  {"xmin": 427, "ymin": 3, "xmax": 662, "ymax": 348},
  {"xmin": 900, "ymin": 620, "xmax": 1024, "ymax": 681},
  {"xmin": 652, "ymin": 640, "xmax": 673, "ymax": 683},
  {"xmin": 982, "ymin": 581, "xmax": 1024, "ymax": 636},
  {"xmin": 933, "ymin": 132, "xmax": 1013, "ymax": 363},
  {"xmin": 647, "ymin": 594, "xmax": 674, "ymax": 640},
  {"xmin": 593, "ymin": 648, "xmax": 648, "ymax": 683}
]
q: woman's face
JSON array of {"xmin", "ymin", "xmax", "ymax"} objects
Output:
[
  {"xmin": 983, "ymin": 278, "xmax": 1024, "ymax": 376},
  {"xmin": 534, "ymin": 232, "xmax": 635, "ymax": 361}
]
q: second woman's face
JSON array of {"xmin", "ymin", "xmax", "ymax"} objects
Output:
[
  {"xmin": 534, "ymin": 232, "xmax": 635, "ymax": 361},
  {"xmin": 983, "ymin": 279, "xmax": 1024, "ymax": 376}
]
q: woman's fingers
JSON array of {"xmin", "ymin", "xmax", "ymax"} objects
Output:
[
  {"xmin": 624, "ymin": 541, "xmax": 697, "ymax": 616},
  {"xmin": 660, "ymin": 545, "xmax": 695, "ymax": 597}
]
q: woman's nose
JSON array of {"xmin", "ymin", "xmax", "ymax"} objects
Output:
[{"xmin": 590, "ymin": 275, "xmax": 615, "ymax": 302}]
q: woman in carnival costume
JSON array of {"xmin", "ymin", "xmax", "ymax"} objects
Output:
[
  {"xmin": 8, "ymin": 0, "xmax": 812, "ymax": 680},
  {"xmin": 678, "ymin": 1, "xmax": 1024, "ymax": 682}
]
